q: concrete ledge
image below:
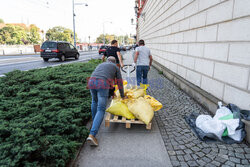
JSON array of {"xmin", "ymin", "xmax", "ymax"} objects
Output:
[
  {"xmin": 0, "ymin": 50, "xmax": 97, "ymax": 56},
  {"xmin": 0, "ymin": 53, "xmax": 39, "ymax": 56},
  {"xmin": 153, "ymin": 60, "xmax": 221, "ymax": 115}
]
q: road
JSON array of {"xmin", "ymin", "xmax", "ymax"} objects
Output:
[{"xmin": 0, "ymin": 51, "xmax": 102, "ymax": 76}]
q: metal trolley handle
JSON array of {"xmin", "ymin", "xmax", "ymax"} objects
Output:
[{"xmin": 121, "ymin": 64, "xmax": 136, "ymax": 73}]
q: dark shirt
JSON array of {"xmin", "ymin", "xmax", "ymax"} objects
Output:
[
  {"xmin": 104, "ymin": 46, "xmax": 121, "ymax": 64},
  {"xmin": 88, "ymin": 62, "xmax": 124, "ymax": 98}
]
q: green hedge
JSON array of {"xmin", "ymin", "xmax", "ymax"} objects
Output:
[{"xmin": 0, "ymin": 59, "xmax": 101, "ymax": 167}]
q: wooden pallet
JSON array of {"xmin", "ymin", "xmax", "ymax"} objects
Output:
[{"xmin": 105, "ymin": 113, "xmax": 152, "ymax": 130}]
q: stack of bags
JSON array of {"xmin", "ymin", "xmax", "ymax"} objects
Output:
[{"xmin": 106, "ymin": 81, "xmax": 162, "ymax": 125}]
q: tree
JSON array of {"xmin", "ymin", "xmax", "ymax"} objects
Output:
[
  {"xmin": 0, "ymin": 24, "xmax": 42, "ymax": 45},
  {"xmin": 0, "ymin": 24, "xmax": 27, "ymax": 45},
  {"xmin": 0, "ymin": 18, "xmax": 4, "ymax": 23},
  {"xmin": 96, "ymin": 34, "xmax": 134, "ymax": 45},
  {"xmin": 46, "ymin": 26, "xmax": 75, "ymax": 44},
  {"xmin": 27, "ymin": 24, "xmax": 41, "ymax": 44},
  {"xmin": 96, "ymin": 34, "xmax": 109, "ymax": 44},
  {"xmin": 105, "ymin": 34, "xmax": 116, "ymax": 44}
]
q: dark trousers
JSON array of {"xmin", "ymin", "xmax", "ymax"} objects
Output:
[{"xmin": 136, "ymin": 65, "xmax": 149, "ymax": 86}]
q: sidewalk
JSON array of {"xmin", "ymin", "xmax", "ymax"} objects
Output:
[
  {"xmin": 75, "ymin": 50, "xmax": 250, "ymax": 167},
  {"xmin": 75, "ymin": 51, "xmax": 172, "ymax": 167}
]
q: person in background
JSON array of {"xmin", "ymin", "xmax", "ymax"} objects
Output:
[
  {"xmin": 134, "ymin": 39, "xmax": 153, "ymax": 86},
  {"xmin": 134, "ymin": 43, "xmax": 138, "ymax": 50},
  {"xmin": 102, "ymin": 40, "xmax": 124, "ymax": 68},
  {"xmin": 87, "ymin": 56, "xmax": 125, "ymax": 146}
]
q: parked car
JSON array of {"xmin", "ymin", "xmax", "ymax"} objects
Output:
[
  {"xmin": 40, "ymin": 41, "xmax": 79, "ymax": 62},
  {"xmin": 99, "ymin": 45, "xmax": 108, "ymax": 54}
]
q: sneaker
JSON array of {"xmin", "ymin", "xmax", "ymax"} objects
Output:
[{"xmin": 87, "ymin": 135, "xmax": 98, "ymax": 146}]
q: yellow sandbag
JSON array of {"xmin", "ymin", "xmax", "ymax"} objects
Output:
[
  {"xmin": 114, "ymin": 80, "xmax": 128, "ymax": 92},
  {"xmin": 144, "ymin": 95, "xmax": 163, "ymax": 111},
  {"xmin": 106, "ymin": 99, "xmax": 135, "ymax": 119},
  {"xmin": 126, "ymin": 88, "xmax": 145, "ymax": 99},
  {"xmin": 115, "ymin": 86, "xmax": 129, "ymax": 98},
  {"xmin": 140, "ymin": 83, "xmax": 149, "ymax": 95},
  {"xmin": 123, "ymin": 80, "xmax": 128, "ymax": 86},
  {"xmin": 116, "ymin": 87, "xmax": 145, "ymax": 99},
  {"xmin": 127, "ymin": 97, "xmax": 154, "ymax": 125}
]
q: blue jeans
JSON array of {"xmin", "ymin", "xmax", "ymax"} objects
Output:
[
  {"xmin": 89, "ymin": 79, "xmax": 109, "ymax": 137},
  {"xmin": 136, "ymin": 65, "xmax": 149, "ymax": 86}
]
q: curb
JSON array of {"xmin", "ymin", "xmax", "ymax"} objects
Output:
[
  {"xmin": 0, "ymin": 53, "xmax": 40, "ymax": 56},
  {"xmin": 0, "ymin": 58, "xmax": 93, "ymax": 78},
  {"xmin": 68, "ymin": 120, "xmax": 92, "ymax": 167}
]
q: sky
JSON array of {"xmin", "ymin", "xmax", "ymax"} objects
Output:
[{"xmin": 0, "ymin": 0, "xmax": 136, "ymax": 42}]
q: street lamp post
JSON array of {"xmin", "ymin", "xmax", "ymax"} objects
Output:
[
  {"xmin": 72, "ymin": 0, "xmax": 88, "ymax": 47},
  {"xmin": 131, "ymin": 18, "xmax": 137, "ymax": 43},
  {"xmin": 119, "ymin": 28, "xmax": 126, "ymax": 45},
  {"xmin": 102, "ymin": 21, "xmax": 112, "ymax": 45},
  {"xmin": 72, "ymin": 0, "xmax": 76, "ymax": 47},
  {"xmin": 134, "ymin": 5, "xmax": 138, "ymax": 17}
]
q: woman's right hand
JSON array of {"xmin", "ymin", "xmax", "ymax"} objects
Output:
[{"xmin": 120, "ymin": 63, "xmax": 124, "ymax": 68}]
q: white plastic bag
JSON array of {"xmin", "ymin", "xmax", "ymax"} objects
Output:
[
  {"xmin": 220, "ymin": 119, "xmax": 239, "ymax": 136},
  {"xmin": 196, "ymin": 115, "xmax": 226, "ymax": 139},
  {"xmin": 228, "ymin": 129, "xmax": 242, "ymax": 141},
  {"xmin": 215, "ymin": 102, "xmax": 240, "ymax": 140},
  {"xmin": 196, "ymin": 115, "xmax": 212, "ymax": 128},
  {"xmin": 213, "ymin": 102, "xmax": 232, "ymax": 120},
  {"xmin": 196, "ymin": 102, "xmax": 241, "ymax": 141}
]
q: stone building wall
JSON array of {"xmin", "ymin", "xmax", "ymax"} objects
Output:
[{"xmin": 137, "ymin": 0, "xmax": 250, "ymax": 110}]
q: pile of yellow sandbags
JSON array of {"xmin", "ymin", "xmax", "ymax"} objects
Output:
[{"xmin": 106, "ymin": 81, "xmax": 163, "ymax": 125}]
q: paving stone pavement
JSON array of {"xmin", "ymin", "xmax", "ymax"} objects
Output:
[{"xmin": 146, "ymin": 66, "xmax": 250, "ymax": 167}]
